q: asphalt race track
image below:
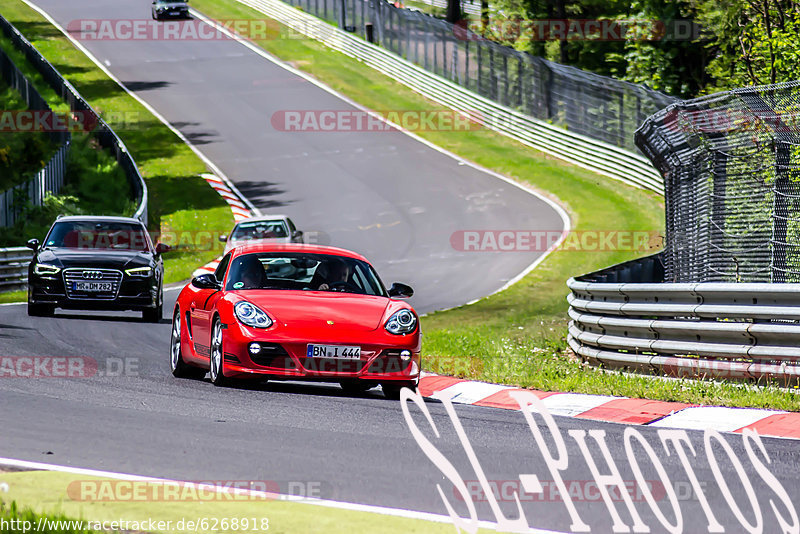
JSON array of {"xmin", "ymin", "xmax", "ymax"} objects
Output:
[
  {"xmin": 32, "ymin": 0, "xmax": 569, "ymax": 313},
  {"xmin": 2, "ymin": 1, "xmax": 800, "ymax": 533}
]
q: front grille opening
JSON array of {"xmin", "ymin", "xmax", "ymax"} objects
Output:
[
  {"xmin": 63, "ymin": 268, "xmax": 122, "ymax": 300},
  {"xmin": 300, "ymin": 358, "xmax": 366, "ymax": 373},
  {"xmin": 250, "ymin": 343, "xmax": 295, "ymax": 369},
  {"xmin": 366, "ymin": 350, "xmax": 412, "ymax": 374}
]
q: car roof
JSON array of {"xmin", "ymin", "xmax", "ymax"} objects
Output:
[
  {"xmin": 234, "ymin": 215, "xmax": 291, "ymax": 225},
  {"xmin": 231, "ymin": 242, "xmax": 369, "ymax": 262},
  {"xmin": 52, "ymin": 215, "xmax": 145, "ymax": 225}
]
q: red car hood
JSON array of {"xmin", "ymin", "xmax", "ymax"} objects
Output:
[{"xmin": 231, "ymin": 291, "xmax": 393, "ymax": 332}]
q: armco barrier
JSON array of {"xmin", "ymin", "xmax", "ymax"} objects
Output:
[
  {"xmin": 567, "ymin": 254, "xmax": 800, "ymax": 385},
  {"xmin": 0, "ymin": 14, "xmax": 148, "ymax": 224},
  {"xmin": 230, "ymin": 0, "xmax": 665, "ymax": 192},
  {"xmin": 0, "ymin": 247, "xmax": 33, "ymax": 292}
]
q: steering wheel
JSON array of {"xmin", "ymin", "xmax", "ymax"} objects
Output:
[{"xmin": 328, "ymin": 281, "xmax": 361, "ymax": 293}]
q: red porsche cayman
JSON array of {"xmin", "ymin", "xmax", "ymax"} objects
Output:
[{"xmin": 170, "ymin": 243, "xmax": 421, "ymax": 399}]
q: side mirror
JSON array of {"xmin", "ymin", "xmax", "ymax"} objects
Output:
[
  {"xmin": 155, "ymin": 243, "xmax": 171, "ymax": 254},
  {"xmin": 26, "ymin": 238, "xmax": 39, "ymax": 251},
  {"xmin": 191, "ymin": 274, "xmax": 221, "ymax": 290},
  {"xmin": 292, "ymin": 230, "xmax": 303, "ymax": 242},
  {"xmin": 388, "ymin": 282, "xmax": 413, "ymax": 298},
  {"xmin": 219, "ymin": 234, "xmax": 228, "ymax": 243}
]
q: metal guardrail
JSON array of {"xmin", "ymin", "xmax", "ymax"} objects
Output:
[
  {"xmin": 0, "ymin": 14, "xmax": 148, "ymax": 225},
  {"xmin": 234, "ymin": 0, "xmax": 665, "ymax": 193},
  {"xmin": 567, "ymin": 254, "xmax": 800, "ymax": 385},
  {"xmin": 0, "ymin": 247, "xmax": 32, "ymax": 292}
]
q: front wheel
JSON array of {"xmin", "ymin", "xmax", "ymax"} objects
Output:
[
  {"xmin": 27, "ymin": 302, "xmax": 54, "ymax": 317},
  {"xmin": 143, "ymin": 285, "xmax": 163, "ymax": 323},
  {"xmin": 209, "ymin": 318, "xmax": 229, "ymax": 386},
  {"xmin": 170, "ymin": 310, "xmax": 205, "ymax": 379}
]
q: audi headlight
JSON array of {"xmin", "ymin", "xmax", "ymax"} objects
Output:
[
  {"xmin": 125, "ymin": 266, "xmax": 152, "ymax": 277},
  {"xmin": 34, "ymin": 263, "xmax": 61, "ymax": 275},
  {"xmin": 235, "ymin": 301, "xmax": 273, "ymax": 329},
  {"xmin": 385, "ymin": 309, "xmax": 417, "ymax": 335}
]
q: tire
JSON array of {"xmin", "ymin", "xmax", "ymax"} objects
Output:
[
  {"xmin": 142, "ymin": 286, "xmax": 163, "ymax": 323},
  {"xmin": 170, "ymin": 309, "xmax": 205, "ymax": 379},
  {"xmin": 209, "ymin": 318, "xmax": 229, "ymax": 386},
  {"xmin": 340, "ymin": 380, "xmax": 374, "ymax": 395},
  {"xmin": 382, "ymin": 381, "xmax": 417, "ymax": 400},
  {"xmin": 27, "ymin": 302, "xmax": 53, "ymax": 317}
]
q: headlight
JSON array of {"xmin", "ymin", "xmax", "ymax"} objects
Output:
[
  {"xmin": 34, "ymin": 263, "xmax": 60, "ymax": 275},
  {"xmin": 235, "ymin": 301, "xmax": 273, "ymax": 329},
  {"xmin": 385, "ymin": 309, "xmax": 417, "ymax": 335},
  {"xmin": 125, "ymin": 266, "xmax": 152, "ymax": 277}
]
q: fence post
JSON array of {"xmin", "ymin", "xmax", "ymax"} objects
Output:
[{"xmin": 774, "ymin": 141, "xmax": 790, "ymax": 282}]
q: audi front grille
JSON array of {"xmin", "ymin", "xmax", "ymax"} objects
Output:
[{"xmin": 63, "ymin": 268, "xmax": 123, "ymax": 300}]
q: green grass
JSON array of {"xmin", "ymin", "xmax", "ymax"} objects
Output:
[
  {"xmin": 1, "ymin": 3, "xmax": 232, "ymax": 285},
  {"xmin": 188, "ymin": 0, "xmax": 800, "ymax": 411},
  {"xmin": 0, "ymin": 290, "xmax": 25, "ymax": 304},
  {"xmin": 1, "ymin": 471, "xmax": 497, "ymax": 534}
]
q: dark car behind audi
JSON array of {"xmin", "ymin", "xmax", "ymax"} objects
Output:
[
  {"xmin": 151, "ymin": 0, "xmax": 190, "ymax": 19},
  {"xmin": 27, "ymin": 216, "xmax": 168, "ymax": 321}
]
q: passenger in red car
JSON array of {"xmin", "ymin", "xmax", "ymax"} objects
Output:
[{"xmin": 230, "ymin": 255, "xmax": 268, "ymax": 289}]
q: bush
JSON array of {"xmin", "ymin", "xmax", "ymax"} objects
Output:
[
  {"xmin": 0, "ymin": 83, "xmax": 55, "ymax": 191},
  {"xmin": 0, "ymin": 134, "xmax": 135, "ymax": 246}
]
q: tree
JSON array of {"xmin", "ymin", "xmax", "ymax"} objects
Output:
[
  {"xmin": 701, "ymin": 0, "xmax": 800, "ymax": 90},
  {"xmin": 607, "ymin": 0, "xmax": 709, "ymax": 97}
]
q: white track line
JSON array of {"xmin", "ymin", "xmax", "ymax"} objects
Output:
[
  {"xmin": 0, "ymin": 457, "xmax": 567, "ymax": 534},
  {"xmin": 20, "ymin": 0, "xmax": 261, "ymax": 218}
]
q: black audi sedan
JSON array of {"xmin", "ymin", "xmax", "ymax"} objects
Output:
[{"xmin": 27, "ymin": 216, "xmax": 168, "ymax": 322}]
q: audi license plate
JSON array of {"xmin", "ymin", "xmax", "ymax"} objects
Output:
[
  {"xmin": 73, "ymin": 281, "xmax": 113, "ymax": 292},
  {"xmin": 306, "ymin": 344, "xmax": 361, "ymax": 359}
]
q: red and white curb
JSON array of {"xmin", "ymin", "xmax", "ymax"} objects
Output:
[
  {"xmin": 201, "ymin": 173, "xmax": 252, "ymax": 222},
  {"xmin": 418, "ymin": 373, "xmax": 800, "ymax": 440},
  {"xmin": 191, "ymin": 173, "xmax": 253, "ymax": 278}
]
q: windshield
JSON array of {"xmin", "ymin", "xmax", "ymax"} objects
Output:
[
  {"xmin": 230, "ymin": 220, "xmax": 289, "ymax": 242},
  {"xmin": 44, "ymin": 221, "xmax": 152, "ymax": 252},
  {"xmin": 224, "ymin": 252, "xmax": 386, "ymax": 296}
]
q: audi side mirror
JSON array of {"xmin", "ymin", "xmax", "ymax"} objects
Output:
[
  {"xmin": 219, "ymin": 234, "xmax": 228, "ymax": 243},
  {"xmin": 155, "ymin": 243, "xmax": 171, "ymax": 254},
  {"xmin": 388, "ymin": 282, "xmax": 413, "ymax": 298},
  {"xmin": 191, "ymin": 274, "xmax": 221, "ymax": 290},
  {"xmin": 26, "ymin": 238, "xmax": 39, "ymax": 251}
]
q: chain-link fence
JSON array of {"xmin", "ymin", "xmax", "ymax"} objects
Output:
[
  {"xmin": 635, "ymin": 81, "xmax": 800, "ymax": 283},
  {"xmin": 0, "ymin": 31, "xmax": 71, "ymax": 228},
  {"xmin": 283, "ymin": 0, "xmax": 676, "ymax": 153}
]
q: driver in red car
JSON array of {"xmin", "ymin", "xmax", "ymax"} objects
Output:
[{"xmin": 317, "ymin": 259, "xmax": 350, "ymax": 291}]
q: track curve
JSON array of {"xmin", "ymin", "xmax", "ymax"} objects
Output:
[{"xmin": 1, "ymin": 2, "xmax": 799, "ymax": 532}]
